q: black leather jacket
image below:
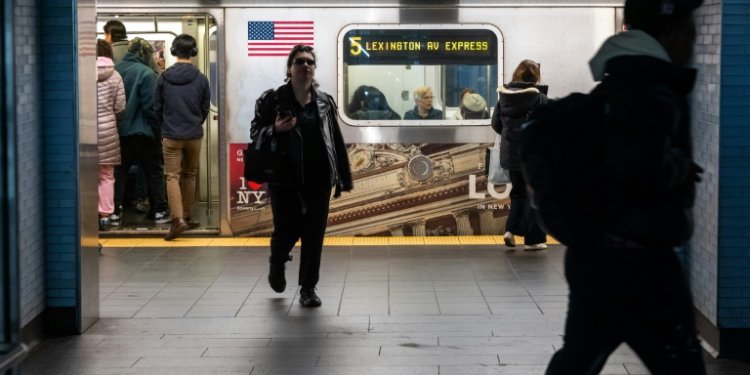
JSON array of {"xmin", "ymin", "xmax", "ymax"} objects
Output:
[{"xmin": 250, "ymin": 83, "xmax": 353, "ymax": 197}]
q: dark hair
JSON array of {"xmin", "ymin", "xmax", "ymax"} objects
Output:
[
  {"xmin": 171, "ymin": 34, "xmax": 198, "ymax": 59},
  {"xmin": 349, "ymin": 85, "xmax": 390, "ymax": 112},
  {"xmin": 96, "ymin": 39, "xmax": 113, "ymax": 58},
  {"xmin": 285, "ymin": 44, "xmax": 316, "ymax": 82},
  {"xmin": 348, "ymin": 85, "xmax": 400, "ymax": 120},
  {"xmin": 104, "ymin": 20, "xmax": 127, "ymax": 42},
  {"xmin": 624, "ymin": 0, "xmax": 703, "ymax": 37},
  {"xmin": 511, "ymin": 59, "xmax": 541, "ymax": 84}
]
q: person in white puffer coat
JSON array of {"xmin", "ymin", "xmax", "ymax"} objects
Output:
[{"xmin": 96, "ymin": 39, "xmax": 126, "ymax": 230}]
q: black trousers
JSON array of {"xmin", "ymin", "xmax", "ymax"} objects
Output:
[
  {"xmin": 114, "ymin": 135, "xmax": 169, "ymax": 216},
  {"xmin": 505, "ymin": 169, "xmax": 546, "ymax": 244},
  {"xmin": 545, "ymin": 246, "xmax": 706, "ymax": 375},
  {"xmin": 268, "ymin": 180, "xmax": 331, "ymax": 289}
]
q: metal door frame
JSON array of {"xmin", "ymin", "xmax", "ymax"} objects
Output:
[
  {"xmin": 0, "ymin": 0, "xmax": 27, "ymax": 372},
  {"xmin": 95, "ymin": 8, "xmax": 227, "ymax": 234}
]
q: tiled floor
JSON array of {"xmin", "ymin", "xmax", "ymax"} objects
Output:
[{"xmin": 22, "ymin": 243, "xmax": 750, "ymax": 374}]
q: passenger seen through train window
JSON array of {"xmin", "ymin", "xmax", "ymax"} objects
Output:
[{"xmin": 403, "ymin": 86, "xmax": 443, "ymax": 120}]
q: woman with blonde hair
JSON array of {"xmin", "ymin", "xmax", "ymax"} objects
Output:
[{"xmin": 491, "ymin": 59, "xmax": 548, "ymax": 250}]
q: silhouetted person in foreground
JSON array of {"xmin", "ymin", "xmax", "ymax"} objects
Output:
[{"xmin": 545, "ymin": 0, "xmax": 707, "ymax": 374}]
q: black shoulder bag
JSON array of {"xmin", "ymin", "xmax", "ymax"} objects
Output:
[{"xmin": 244, "ymin": 131, "xmax": 283, "ymax": 184}]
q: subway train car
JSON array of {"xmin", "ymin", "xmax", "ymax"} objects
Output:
[{"xmin": 96, "ymin": 0, "xmax": 623, "ymax": 237}]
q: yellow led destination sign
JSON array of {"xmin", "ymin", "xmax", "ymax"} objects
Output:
[{"xmin": 344, "ymin": 29, "xmax": 497, "ymax": 65}]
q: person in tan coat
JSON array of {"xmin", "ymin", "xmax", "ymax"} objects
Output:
[{"xmin": 96, "ymin": 39, "xmax": 126, "ymax": 230}]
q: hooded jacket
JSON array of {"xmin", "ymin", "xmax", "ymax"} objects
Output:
[
  {"xmin": 250, "ymin": 82, "xmax": 353, "ymax": 197},
  {"xmin": 155, "ymin": 63, "xmax": 211, "ymax": 139},
  {"xmin": 115, "ymin": 52, "xmax": 159, "ymax": 140},
  {"xmin": 97, "ymin": 56, "xmax": 126, "ymax": 165},
  {"xmin": 589, "ymin": 30, "xmax": 699, "ymax": 247},
  {"xmin": 491, "ymin": 82, "xmax": 548, "ymax": 170}
]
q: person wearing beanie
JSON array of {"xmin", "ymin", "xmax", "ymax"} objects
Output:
[
  {"xmin": 113, "ymin": 37, "xmax": 171, "ymax": 227},
  {"xmin": 460, "ymin": 93, "xmax": 490, "ymax": 119},
  {"xmin": 545, "ymin": 0, "xmax": 707, "ymax": 374}
]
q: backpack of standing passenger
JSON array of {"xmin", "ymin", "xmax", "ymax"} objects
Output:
[{"xmin": 520, "ymin": 92, "xmax": 608, "ymax": 247}]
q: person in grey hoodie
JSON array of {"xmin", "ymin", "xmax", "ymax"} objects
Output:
[{"xmin": 155, "ymin": 34, "xmax": 210, "ymax": 240}]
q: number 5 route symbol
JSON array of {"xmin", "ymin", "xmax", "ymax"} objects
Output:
[{"xmin": 349, "ymin": 36, "xmax": 362, "ymax": 56}]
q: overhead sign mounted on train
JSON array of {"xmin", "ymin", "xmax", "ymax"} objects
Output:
[{"xmin": 343, "ymin": 28, "xmax": 497, "ymax": 65}]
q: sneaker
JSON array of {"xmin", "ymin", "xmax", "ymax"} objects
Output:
[
  {"xmin": 299, "ymin": 287, "xmax": 322, "ymax": 307},
  {"xmin": 503, "ymin": 231, "xmax": 516, "ymax": 247},
  {"xmin": 99, "ymin": 217, "xmax": 110, "ymax": 231},
  {"xmin": 153, "ymin": 210, "xmax": 171, "ymax": 224},
  {"xmin": 108, "ymin": 213, "xmax": 120, "ymax": 227},
  {"xmin": 135, "ymin": 198, "xmax": 149, "ymax": 213},
  {"xmin": 523, "ymin": 243, "xmax": 548, "ymax": 251}
]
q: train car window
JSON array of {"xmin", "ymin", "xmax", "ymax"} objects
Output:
[{"xmin": 339, "ymin": 25, "xmax": 500, "ymax": 126}]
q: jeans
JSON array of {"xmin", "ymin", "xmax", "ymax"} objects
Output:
[{"xmin": 114, "ymin": 135, "xmax": 169, "ymax": 216}]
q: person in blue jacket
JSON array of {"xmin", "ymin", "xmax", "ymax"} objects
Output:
[{"xmin": 155, "ymin": 34, "xmax": 210, "ymax": 240}]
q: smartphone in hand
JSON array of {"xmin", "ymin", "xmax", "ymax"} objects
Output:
[{"xmin": 277, "ymin": 109, "xmax": 294, "ymax": 119}]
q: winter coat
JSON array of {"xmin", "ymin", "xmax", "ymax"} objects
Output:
[
  {"xmin": 155, "ymin": 63, "xmax": 210, "ymax": 139},
  {"xmin": 491, "ymin": 82, "xmax": 548, "ymax": 170},
  {"xmin": 115, "ymin": 52, "xmax": 159, "ymax": 140},
  {"xmin": 250, "ymin": 83, "xmax": 353, "ymax": 197},
  {"xmin": 97, "ymin": 56, "xmax": 126, "ymax": 165},
  {"xmin": 404, "ymin": 106, "xmax": 443, "ymax": 120},
  {"xmin": 589, "ymin": 30, "xmax": 699, "ymax": 247}
]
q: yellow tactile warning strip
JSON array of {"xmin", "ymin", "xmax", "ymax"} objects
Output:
[{"xmin": 100, "ymin": 236, "xmax": 559, "ymax": 248}]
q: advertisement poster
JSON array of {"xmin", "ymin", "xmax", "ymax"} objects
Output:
[{"xmin": 229, "ymin": 143, "xmax": 510, "ymax": 237}]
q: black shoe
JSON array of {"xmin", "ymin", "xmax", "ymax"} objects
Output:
[
  {"xmin": 299, "ymin": 287, "xmax": 321, "ymax": 308},
  {"xmin": 268, "ymin": 262, "xmax": 286, "ymax": 293}
]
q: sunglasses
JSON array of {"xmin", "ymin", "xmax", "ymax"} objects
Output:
[{"xmin": 293, "ymin": 58, "xmax": 316, "ymax": 66}]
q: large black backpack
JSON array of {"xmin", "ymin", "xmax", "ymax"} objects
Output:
[{"xmin": 520, "ymin": 92, "xmax": 608, "ymax": 247}]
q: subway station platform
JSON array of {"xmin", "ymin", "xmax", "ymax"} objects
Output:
[{"xmin": 21, "ymin": 239, "xmax": 750, "ymax": 375}]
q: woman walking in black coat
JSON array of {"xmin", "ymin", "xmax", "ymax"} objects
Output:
[
  {"xmin": 250, "ymin": 45, "xmax": 353, "ymax": 307},
  {"xmin": 491, "ymin": 59, "xmax": 548, "ymax": 250}
]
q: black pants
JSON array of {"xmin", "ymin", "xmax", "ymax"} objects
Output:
[
  {"xmin": 268, "ymin": 180, "xmax": 331, "ymax": 289},
  {"xmin": 506, "ymin": 169, "xmax": 546, "ymax": 244},
  {"xmin": 545, "ymin": 246, "xmax": 706, "ymax": 375},
  {"xmin": 114, "ymin": 135, "xmax": 168, "ymax": 216}
]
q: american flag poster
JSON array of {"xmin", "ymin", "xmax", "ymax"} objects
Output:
[{"xmin": 247, "ymin": 21, "xmax": 315, "ymax": 57}]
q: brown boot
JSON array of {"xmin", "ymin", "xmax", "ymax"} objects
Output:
[{"xmin": 164, "ymin": 217, "xmax": 189, "ymax": 241}]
